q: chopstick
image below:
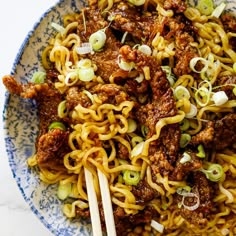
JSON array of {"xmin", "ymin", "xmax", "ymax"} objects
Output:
[
  {"xmin": 84, "ymin": 168, "xmax": 117, "ymax": 236},
  {"xmin": 84, "ymin": 168, "xmax": 103, "ymax": 236}
]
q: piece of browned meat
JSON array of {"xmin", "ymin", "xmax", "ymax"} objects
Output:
[
  {"xmin": 190, "ymin": 114, "xmax": 236, "ymax": 151},
  {"xmin": 77, "ymin": 8, "xmax": 121, "ymax": 82},
  {"xmin": 170, "ymin": 151, "xmax": 203, "ymax": 181},
  {"xmin": 36, "ymin": 128, "xmax": 70, "ymax": 170},
  {"xmin": 216, "ymin": 75, "xmax": 236, "ymax": 100},
  {"xmin": 119, "ymin": 45, "xmax": 180, "ymax": 175},
  {"xmin": 108, "ymin": 2, "xmax": 158, "ymax": 43},
  {"xmin": 177, "ymin": 171, "xmax": 214, "ymax": 226}
]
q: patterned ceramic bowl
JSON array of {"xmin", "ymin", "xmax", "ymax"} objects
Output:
[{"xmin": 2, "ymin": 0, "xmax": 235, "ymax": 235}]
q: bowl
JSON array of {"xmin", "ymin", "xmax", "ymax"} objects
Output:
[{"xmin": 2, "ymin": 0, "xmax": 236, "ymax": 235}]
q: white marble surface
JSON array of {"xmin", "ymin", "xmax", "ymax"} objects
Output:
[{"xmin": 0, "ymin": 1, "xmax": 58, "ymax": 235}]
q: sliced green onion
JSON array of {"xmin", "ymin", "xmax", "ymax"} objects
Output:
[
  {"xmin": 31, "ymin": 71, "xmax": 46, "ymax": 84},
  {"xmin": 233, "ymin": 62, "xmax": 236, "ymax": 73},
  {"xmin": 123, "ymin": 170, "xmax": 140, "ymax": 186},
  {"xmin": 78, "ymin": 67, "xmax": 95, "ymax": 82},
  {"xmin": 121, "ymin": 31, "xmax": 128, "ymax": 44},
  {"xmin": 196, "ymin": 144, "xmax": 205, "ymax": 158},
  {"xmin": 77, "ymin": 59, "xmax": 92, "ymax": 69},
  {"xmin": 174, "ymin": 86, "xmax": 190, "ymax": 100},
  {"xmin": 196, "ymin": 0, "xmax": 214, "ymax": 15},
  {"xmin": 141, "ymin": 125, "xmax": 149, "ymax": 137},
  {"xmin": 180, "ymin": 134, "xmax": 191, "ymax": 148},
  {"xmin": 151, "ymin": 220, "xmax": 164, "ymax": 234},
  {"xmin": 189, "ymin": 57, "xmax": 209, "ymax": 73},
  {"xmin": 57, "ymin": 182, "xmax": 72, "ymax": 200},
  {"xmin": 58, "ymin": 100, "xmax": 68, "ymax": 118},
  {"xmin": 180, "ymin": 119, "xmax": 190, "ymax": 131},
  {"xmin": 65, "ymin": 71, "xmax": 79, "ymax": 86},
  {"xmin": 89, "ymin": 30, "xmax": 106, "ymax": 51},
  {"xmin": 131, "ymin": 136, "xmax": 144, "ymax": 148},
  {"xmin": 185, "ymin": 104, "xmax": 197, "ymax": 118},
  {"xmin": 201, "ymin": 163, "xmax": 224, "ymax": 182},
  {"xmin": 233, "ymin": 87, "xmax": 236, "ymax": 96},
  {"xmin": 138, "ymin": 45, "xmax": 152, "ymax": 56},
  {"xmin": 48, "ymin": 121, "xmax": 66, "ymax": 131},
  {"xmin": 180, "ymin": 152, "xmax": 192, "ymax": 164},
  {"xmin": 127, "ymin": 118, "xmax": 137, "ymax": 133},
  {"xmin": 51, "ymin": 22, "xmax": 66, "ymax": 35},
  {"xmin": 128, "ymin": 0, "xmax": 146, "ymax": 6},
  {"xmin": 77, "ymin": 42, "xmax": 93, "ymax": 55},
  {"xmin": 212, "ymin": 91, "xmax": 228, "ymax": 106},
  {"xmin": 131, "ymin": 141, "xmax": 144, "ymax": 157},
  {"xmin": 161, "ymin": 66, "xmax": 176, "ymax": 87},
  {"xmin": 177, "ymin": 186, "xmax": 192, "ymax": 195},
  {"xmin": 177, "ymin": 186, "xmax": 200, "ymax": 211},
  {"xmin": 195, "ymin": 87, "xmax": 211, "ymax": 107},
  {"xmin": 135, "ymin": 73, "xmax": 144, "ymax": 83},
  {"xmin": 211, "ymin": 2, "xmax": 226, "ymax": 18},
  {"xmin": 117, "ymin": 55, "xmax": 135, "ymax": 71}
]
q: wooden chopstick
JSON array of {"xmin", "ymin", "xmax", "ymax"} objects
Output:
[
  {"xmin": 84, "ymin": 168, "xmax": 103, "ymax": 236},
  {"xmin": 97, "ymin": 169, "xmax": 117, "ymax": 236},
  {"xmin": 84, "ymin": 168, "xmax": 117, "ymax": 236}
]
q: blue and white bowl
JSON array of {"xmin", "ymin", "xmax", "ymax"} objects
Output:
[{"xmin": 2, "ymin": 0, "xmax": 236, "ymax": 235}]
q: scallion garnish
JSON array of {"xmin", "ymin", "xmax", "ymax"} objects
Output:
[
  {"xmin": 196, "ymin": 144, "xmax": 206, "ymax": 158},
  {"xmin": 123, "ymin": 170, "xmax": 140, "ymax": 186},
  {"xmin": 180, "ymin": 134, "xmax": 191, "ymax": 148},
  {"xmin": 48, "ymin": 121, "xmax": 66, "ymax": 131},
  {"xmin": 89, "ymin": 30, "xmax": 107, "ymax": 51},
  {"xmin": 200, "ymin": 163, "xmax": 224, "ymax": 182},
  {"xmin": 31, "ymin": 71, "xmax": 46, "ymax": 84}
]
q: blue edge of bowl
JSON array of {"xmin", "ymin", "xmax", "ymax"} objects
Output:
[{"xmin": 2, "ymin": 1, "xmax": 66, "ymax": 235}]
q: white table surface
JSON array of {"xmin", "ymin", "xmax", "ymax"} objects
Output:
[{"xmin": 0, "ymin": 1, "xmax": 58, "ymax": 235}]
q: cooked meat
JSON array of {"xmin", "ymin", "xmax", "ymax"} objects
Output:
[
  {"xmin": 66, "ymin": 87, "xmax": 92, "ymax": 110},
  {"xmin": 178, "ymin": 172, "xmax": 214, "ymax": 225},
  {"xmin": 213, "ymin": 113, "xmax": 236, "ymax": 150},
  {"xmin": 191, "ymin": 114, "xmax": 236, "ymax": 150},
  {"xmin": 117, "ymin": 142, "xmax": 130, "ymax": 160},
  {"xmin": 91, "ymin": 83, "xmax": 130, "ymax": 104},
  {"xmin": 109, "ymin": 2, "xmax": 158, "ymax": 43},
  {"xmin": 170, "ymin": 151, "xmax": 202, "ymax": 181},
  {"xmin": 114, "ymin": 206, "xmax": 157, "ymax": 236},
  {"xmin": 216, "ymin": 75, "xmax": 236, "ymax": 100},
  {"xmin": 37, "ymin": 128, "xmax": 70, "ymax": 170},
  {"xmin": 77, "ymin": 8, "xmax": 121, "ymax": 82},
  {"xmin": 190, "ymin": 122, "xmax": 215, "ymax": 148},
  {"xmin": 221, "ymin": 14, "xmax": 236, "ymax": 50},
  {"xmin": 132, "ymin": 180, "xmax": 159, "ymax": 204},
  {"xmin": 119, "ymin": 45, "xmax": 180, "ymax": 175},
  {"xmin": 163, "ymin": 0, "xmax": 187, "ymax": 13}
]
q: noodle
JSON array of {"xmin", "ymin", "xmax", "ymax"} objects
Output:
[{"xmin": 2, "ymin": 0, "xmax": 236, "ymax": 234}]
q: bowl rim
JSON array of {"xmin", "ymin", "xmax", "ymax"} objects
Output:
[{"xmin": 2, "ymin": 1, "xmax": 64, "ymax": 235}]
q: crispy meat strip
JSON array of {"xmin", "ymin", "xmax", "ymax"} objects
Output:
[
  {"xmin": 77, "ymin": 8, "xmax": 121, "ymax": 82},
  {"xmin": 3, "ymin": 72, "xmax": 70, "ymax": 169},
  {"xmin": 190, "ymin": 114, "xmax": 236, "ymax": 151},
  {"xmin": 119, "ymin": 45, "xmax": 181, "ymax": 175}
]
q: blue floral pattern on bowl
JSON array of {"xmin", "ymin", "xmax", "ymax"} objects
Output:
[{"xmin": 2, "ymin": 0, "xmax": 235, "ymax": 235}]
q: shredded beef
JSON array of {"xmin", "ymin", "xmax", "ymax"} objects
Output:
[
  {"xmin": 113, "ymin": 206, "xmax": 157, "ymax": 235},
  {"xmin": 178, "ymin": 172, "xmax": 214, "ymax": 226},
  {"xmin": 191, "ymin": 114, "xmax": 236, "ymax": 151},
  {"xmin": 77, "ymin": 8, "xmax": 121, "ymax": 82},
  {"xmin": 163, "ymin": 0, "xmax": 187, "ymax": 13},
  {"xmin": 216, "ymin": 75, "xmax": 236, "ymax": 100},
  {"xmin": 37, "ymin": 128, "xmax": 70, "ymax": 170},
  {"xmin": 109, "ymin": 2, "xmax": 157, "ymax": 43},
  {"xmin": 170, "ymin": 151, "xmax": 202, "ymax": 181},
  {"xmin": 132, "ymin": 180, "xmax": 159, "ymax": 204}
]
